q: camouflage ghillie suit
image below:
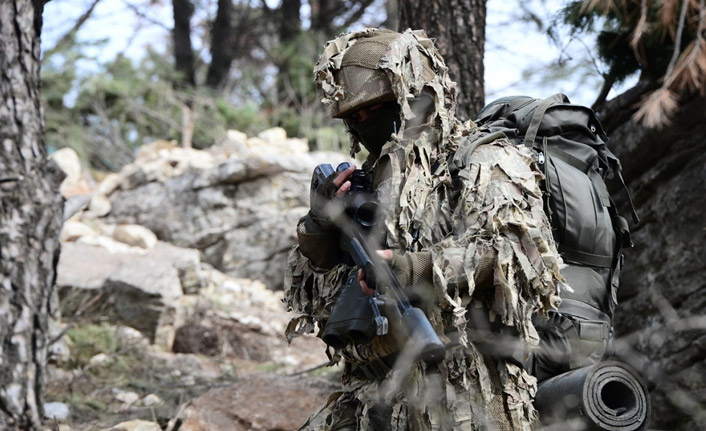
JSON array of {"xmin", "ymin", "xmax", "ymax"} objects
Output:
[{"xmin": 284, "ymin": 29, "xmax": 565, "ymax": 431}]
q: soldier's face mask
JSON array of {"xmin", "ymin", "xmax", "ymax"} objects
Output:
[{"xmin": 344, "ymin": 102, "xmax": 401, "ymax": 159}]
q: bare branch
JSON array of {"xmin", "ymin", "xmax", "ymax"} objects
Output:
[
  {"xmin": 122, "ymin": 0, "xmax": 171, "ymax": 29},
  {"xmin": 43, "ymin": 0, "xmax": 102, "ymax": 59},
  {"xmin": 664, "ymin": 0, "xmax": 691, "ymax": 83},
  {"xmin": 339, "ymin": 0, "xmax": 377, "ymax": 32}
]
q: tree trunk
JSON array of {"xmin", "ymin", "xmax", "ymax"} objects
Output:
[
  {"xmin": 172, "ymin": 0, "xmax": 195, "ymax": 147},
  {"xmin": 172, "ymin": 0, "xmax": 196, "ymax": 87},
  {"xmin": 383, "ymin": 0, "xmax": 398, "ymax": 31},
  {"xmin": 309, "ymin": 0, "xmax": 337, "ymax": 45},
  {"xmin": 280, "ymin": 0, "xmax": 302, "ymax": 43},
  {"xmin": 398, "ymin": 0, "xmax": 486, "ymax": 120},
  {"xmin": 276, "ymin": 0, "xmax": 302, "ymax": 105},
  {"xmin": 206, "ymin": 0, "xmax": 234, "ymax": 89},
  {"xmin": 0, "ymin": 1, "xmax": 65, "ymax": 429}
]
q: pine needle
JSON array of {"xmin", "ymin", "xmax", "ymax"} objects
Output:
[
  {"xmin": 630, "ymin": 0, "xmax": 650, "ymax": 56},
  {"xmin": 660, "ymin": 0, "xmax": 680, "ymax": 31},
  {"xmin": 665, "ymin": 0, "xmax": 706, "ymax": 92},
  {"xmin": 579, "ymin": 0, "xmax": 615, "ymax": 15},
  {"xmin": 632, "ymin": 88, "xmax": 679, "ymax": 128}
]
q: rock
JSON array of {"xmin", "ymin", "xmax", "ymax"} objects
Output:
[
  {"xmin": 136, "ymin": 140, "xmax": 177, "ymax": 161},
  {"xmin": 226, "ymin": 129, "xmax": 247, "ymax": 146},
  {"xmin": 86, "ymin": 193, "xmax": 112, "ymax": 217},
  {"xmin": 172, "ymin": 323, "xmax": 222, "ymax": 356},
  {"xmin": 105, "ymin": 150, "xmax": 351, "ymax": 290},
  {"xmin": 97, "ymin": 173, "xmax": 123, "ymax": 196},
  {"xmin": 61, "ymin": 220, "xmax": 97, "ymax": 242},
  {"xmin": 89, "ymin": 353, "xmax": 110, "ymax": 366},
  {"xmin": 257, "ymin": 127, "xmax": 287, "ymax": 147},
  {"xmin": 286, "ymin": 137, "xmax": 310, "ymax": 154},
  {"xmin": 180, "ymin": 374, "xmax": 338, "ymax": 431},
  {"xmin": 77, "ymin": 234, "xmax": 145, "ymax": 254},
  {"xmin": 51, "ymin": 147, "xmax": 92, "ymax": 198},
  {"xmin": 102, "ymin": 420, "xmax": 161, "ymax": 431},
  {"xmin": 141, "ymin": 393, "xmax": 163, "ymax": 407},
  {"xmin": 114, "ymin": 389, "xmax": 140, "ymax": 405},
  {"xmin": 115, "ymin": 325, "xmax": 150, "ymax": 350},
  {"xmin": 44, "ymin": 401, "xmax": 70, "ymax": 421},
  {"xmin": 210, "ymin": 131, "xmax": 249, "ymax": 159},
  {"xmin": 56, "ymin": 242, "xmax": 201, "ymax": 344},
  {"xmin": 113, "ymin": 224, "xmax": 158, "ymax": 249},
  {"xmin": 63, "ymin": 194, "xmax": 91, "ymax": 221},
  {"xmin": 124, "ymin": 141, "xmax": 218, "ymax": 189},
  {"xmin": 206, "ymin": 207, "xmax": 303, "ymax": 288}
]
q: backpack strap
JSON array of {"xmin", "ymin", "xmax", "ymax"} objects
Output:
[
  {"xmin": 522, "ymin": 93, "xmax": 570, "ymax": 149},
  {"xmin": 617, "ymin": 170, "xmax": 641, "ymax": 225},
  {"xmin": 450, "ymin": 130, "xmax": 507, "ymax": 173}
]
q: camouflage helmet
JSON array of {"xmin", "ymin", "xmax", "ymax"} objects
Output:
[
  {"xmin": 314, "ymin": 28, "xmax": 457, "ymax": 153},
  {"xmin": 327, "ymin": 30, "xmax": 434, "ymax": 118}
]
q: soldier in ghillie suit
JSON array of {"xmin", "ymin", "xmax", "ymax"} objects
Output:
[{"xmin": 284, "ymin": 28, "xmax": 566, "ymax": 430}]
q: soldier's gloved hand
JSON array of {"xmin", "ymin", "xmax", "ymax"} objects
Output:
[
  {"xmin": 309, "ymin": 164, "xmax": 357, "ymax": 228},
  {"xmin": 358, "ymin": 250, "xmax": 434, "ymax": 302},
  {"xmin": 298, "ymin": 164, "xmax": 357, "ymax": 269}
]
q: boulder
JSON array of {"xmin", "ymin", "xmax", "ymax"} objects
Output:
[
  {"xmin": 256, "ymin": 127, "xmax": 287, "ymax": 147},
  {"xmin": 61, "ymin": 220, "xmax": 98, "ymax": 242},
  {"xmin": 112, "ymin": 224, "xmax": 158, "ymax": 249},
  {"xmin": 180, "ymin": 374, "xmax": 338, "ymax": 431},
  {"xmin": 51, "ymin": 147, "xmax": 92, "ymax": 197},
  {"xmin": 44, "ymin": 401, "xmax": 70, "ymax": 421},
  {"xmin": 97, "ymin": 172, "xmax": 122, "ymax": 196},
  {"xmin": 105, "ymin": 151, "xmax": 352, "ymax": 290},
  {"xmin": 86, "ymin": 193, "xmax": 112, "ymax": 218},
  {"xmin": 57, "ymin": 241, "xmax": 204, "ymax": 345}
]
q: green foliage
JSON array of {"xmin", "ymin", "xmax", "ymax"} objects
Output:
[
  {"xmin": 42, "ymin": 46, "xmax": 281, "ymax": 170},
  {"xmin": 65, "ymin": 323, "xmax": 118, "ymax": 369},
  {"xmin": 52, "ymin": 322, "xmax": 240, "ymax": 426},
  {"xmin": 560, "ymin": 1, "xmax": 686, "ymax": 83}
]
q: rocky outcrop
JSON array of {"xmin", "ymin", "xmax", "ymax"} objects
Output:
[
  {"xmin": 602, "ymin": 91, "xmax": 706, "ymax": 430},
  {"xmin": 57, "ymin": 240, "xmax": 202, "ymax": 346},
  {"xmin": 97, "ymin": 129, "xmax": 352, "ymax": 290}
]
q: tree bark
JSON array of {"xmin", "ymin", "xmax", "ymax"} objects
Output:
[
  {"xmin": 601, "ymin": 85, "xmax": 706, "ymax": 431},
  {"xmin": 172, "ymin": 0, "xmax": 196, "ymax": 87},
  {"xmin": 279, "ymin": 0, "xmax": 301, "ymax": 43},
  {"xmin": 274, "ymin": 0, "xmax": 302, "ymax": 105},
  {"xmin": 398, "ymin": 0, "xmax": 486, "ymax": 120},
  {"xmin": 309, "ymin": 0, "xmax": 336, "ymax": 40},
  {"xmin": 0, "ymin": 1, "xmax": 65, "ymax": 429},
  {"xmin": 206, "ymin": 0, "xmax": 234, "ymax": 89},
  {"xmin": 172, "ymin": 0, "xmax": 196, "ymax": 147}
]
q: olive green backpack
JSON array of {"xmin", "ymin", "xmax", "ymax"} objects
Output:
[{"xmin": 475, "ymin": 93, "xmax": 639, "ymax": 360}]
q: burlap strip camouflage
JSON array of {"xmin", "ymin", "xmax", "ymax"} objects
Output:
[{"xmin": 285, "ymin": 28, "xmax": 566, "ymax": 431}]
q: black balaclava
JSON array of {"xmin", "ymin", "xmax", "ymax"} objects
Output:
[{"xmin": 345, "ymin": 102, "xmax": 401, "ymax": 159}]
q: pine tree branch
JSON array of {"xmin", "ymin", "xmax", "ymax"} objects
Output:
[
  {"xmin": 43, "ymin": 0, "xmax": 101, "ymax": 59},
  {"xmin": 338, "ymin": 0, "xmax": 377, "ymax": 32}
]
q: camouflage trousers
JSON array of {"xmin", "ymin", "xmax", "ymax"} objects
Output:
[{"xmin": 298, "ymin": 351, "xmax": 534, "ymax": 431}]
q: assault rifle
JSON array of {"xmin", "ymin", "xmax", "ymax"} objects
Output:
[{"xmin": 313, "ymin": 163, "xmax": 445, "ymax": 366}]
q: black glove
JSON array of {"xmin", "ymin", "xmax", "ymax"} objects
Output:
[
  {"xmin": 309, "ymin": 169, "xmax": 344, "ymax": 229},
  {"xmin": 297, "ymin": 214, "xmax": 344, "ymax": 270}
]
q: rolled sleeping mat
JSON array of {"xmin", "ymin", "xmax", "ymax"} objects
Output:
[{"xmin": 534, "ymin": 360, "xmax": 651, "ymax": 431}]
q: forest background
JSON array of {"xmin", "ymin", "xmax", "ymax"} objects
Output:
[
  {"xmin": 1, "ymin": 0, "xmax": 705, "ymax": 430},
  {"xmin": 40, "ymin": 0, "xmax": 641, "ymax": 169}
]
